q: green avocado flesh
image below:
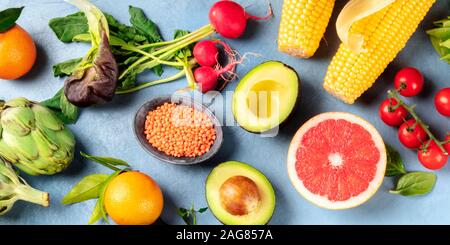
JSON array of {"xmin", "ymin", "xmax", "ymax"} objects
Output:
[
  {"xmin": 232, "ymin": 61, "xmax": 300, "ymax": 133},
  {"xmin": 205, "ymin": 161, "xmax": 276, "ymax": 225}
]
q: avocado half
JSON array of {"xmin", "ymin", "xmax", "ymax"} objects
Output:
[
  {"xmin": 232, "ymin": 61, "xmax": 300, "ymax": 133},
  {"xmin": 205, "ymin": 161, "xmax": 276, "ymax": 225}
]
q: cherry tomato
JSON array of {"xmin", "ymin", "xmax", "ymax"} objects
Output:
[
  {"xmin": 418, "ymin": 140, "xmax": 448, "ymax": 170},
  {"xmin": 435, "ymin": 88, "xmax": 450, "ymax": 117},
  {"xmin": 444, "ymin": 134, "xmax": 450, "ymax": 154},
  {"xmin": 379, "ymin": 98, "xmax": 408, "ymax": 127},
  {"xmin": 394, "ymin": 67, "xmax": 424, "ymax": 97},
  {"xmin": 398, "ymin": 119, "xmax": 428, "ymax": 149}
]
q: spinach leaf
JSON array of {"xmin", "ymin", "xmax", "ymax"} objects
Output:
[
  {"xmin": 118, "ymin": 69, "xmax": 138, "ymax": 90},
  {"xmin": 129, "ymin": 6, "xmax": 162, "ymax": 43},
  {"xmin": 49, "ymin": 12, "xmax": 88, "ymax": 42},
  {"xmin": 80, "ymin": 152, "xmax": 130, "ymax": 172},
  {"xmin": 385, "ymin": 144, "xmax": 407, "ymax": 177},
  {"xmin": 53, "ymin": 58, "xmax": 82, "ymax": 77},
  {"xmin": 173, "ymin": 30, "xmax": 193, "ymax": 59},
  {"xmin": 105, "ymin": 13, "xmax": 146, "ymax": 43},
  {"xmin": 0, "ymin": 7, "xmax": 24, "ymax": 33},
  {"xmin": 41, "ymin": 89, "xmax": 79, "ymax": 124},
  {"xmin": 390, "ymin": 172, "xmax": 437, "ymax": 196},
  {"xmin": 61, "ymin": 174, "xmax": 110, "ymax": 205}
]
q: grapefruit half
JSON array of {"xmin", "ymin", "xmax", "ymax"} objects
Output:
[{"xmin": 287, "ymin": 112, "xmax": 386, "ymax": 210}]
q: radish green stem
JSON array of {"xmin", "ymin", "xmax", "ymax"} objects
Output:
[
  {"xmin": 120, "ymin": 25, "xmax": 214, "ymax": 80},
  {"xmin": 388, "ymin": 90, "xmax": 448, "ymax": 155},
  {"xmin": 137, "ymin": 24, "xmax": 212, "ymax": 50},
  {"xmin": 116, "ymin": 70, "xmax": 186, "ymax": 94}
]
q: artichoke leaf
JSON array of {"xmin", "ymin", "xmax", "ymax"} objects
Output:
[
  {"xmin": 336, "ymin": 0, "xmax": 395, "ymax": 53},
  {"xmin": 1, "ymin": 131, "xmax": 39, "ymax": 161},
  {"xmin": 55, "ymin": 128, "xmax": 76, "ymax": 150},
  {"xmin": 4, "ymin": 97, "xmax": 29, "ymax": 108},
  {"xmin": 31, "ymin": 130, "xmax": 56, "ymax": 158},
  {"xmin": 0, "ymin": 106, "xmax": 34, "ymax": 136},
  {"xmin": 0, "ymin": 141, "xmax": 18, "ymax": 163},
  {"xmin": 31, "ymin": 104, "xmax": 64, "ymax": 131}
]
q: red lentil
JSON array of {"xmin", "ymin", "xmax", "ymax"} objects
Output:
[{"xmin": 144, "ymin": 103, "xmax": 216, "ymax": 158}]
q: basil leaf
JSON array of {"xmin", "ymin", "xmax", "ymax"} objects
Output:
[
  {"xmin": 129, "ymin": 6, "xmax": 162, "ymax": 43},
  {"xmin": 60, "ymin": 92, "xmax": 79, "ymax": 124},
  {"xmin": 62, "ymin": 174, "xmax": 110, "ymax": 205},
  {"xmin": 80, "ymin": 152, "xmax": 130, "ymax": 172},
  {"xmin": 390, "ymin": 172, "xmax": 437, "ymax": 196},
  {"xmin": 385, "ymin": 144, "xmax": 407, "ymax": 177},
  {"xmin": 49, "ymin": 12, "xmax": 88, "ymax": 42},
  {"xmin": 53, "ymin": 58, "xmax": 82, "ymax": 77},
  {"xmin": 0, "ymin": 7, "xmax": 24, "ymax": 33},
  {"xmin": 88, "ymin": 198, "xmax": 103, "ymax": 225}
]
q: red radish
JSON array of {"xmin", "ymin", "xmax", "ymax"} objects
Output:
[
  {"xmin": 194, "ymin": 40, "xmax": 219, "ymax": 67},
  {"xmin": 209, "ymin": 0, "xmax": 273, "ymax": 39},
  {"xmin": 194, "ymin": 57, "xmax": 243, "ymax": 93}
]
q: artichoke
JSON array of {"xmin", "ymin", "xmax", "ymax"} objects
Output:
[
  {"xmin": 0, "ymin": 98, "xmax": 75, "ymax": 175},
  {"xmin": 0, "ymin": 158, "xmax": 49, "ymax": 216}
]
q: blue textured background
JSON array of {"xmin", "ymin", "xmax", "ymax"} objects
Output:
[{"xmin": 1, "ymin": 0, "xmax": 449, "ymax": 225}]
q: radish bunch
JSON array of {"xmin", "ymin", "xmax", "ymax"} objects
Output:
[{"xmin": 192, "ymin": 0, "xmax": 273, "ymax": 93}]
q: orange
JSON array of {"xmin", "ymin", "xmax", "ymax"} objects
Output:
[
  {"xmin": 0, "ymin": 25, "xmax": 37, "ymax": 80},
  {"xmin": 104, "ymin": 171, "xmax": 164, "ymax": 225}
]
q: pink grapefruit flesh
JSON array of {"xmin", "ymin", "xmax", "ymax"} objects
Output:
[{"xmin": 287, "ymin": 112, "xmax": 386, "ymax": 210}]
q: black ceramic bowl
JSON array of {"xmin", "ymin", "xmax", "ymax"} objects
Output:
[{"xmin": 134, "ymin": 95, "xmax": 223, "ymax": 165}]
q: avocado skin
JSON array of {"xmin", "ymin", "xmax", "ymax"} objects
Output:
[
  {"xmin": 205, "ymin": 161, "xmax": 276, "ymax": 225},
  {"xmin": 233, "ymin": 61, "xmax": 302, "ymax": 135}
]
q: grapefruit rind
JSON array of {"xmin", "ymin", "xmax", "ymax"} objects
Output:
[{"xmin": 287, "ymin": 112, "xmax": 386, "ymax": 210}]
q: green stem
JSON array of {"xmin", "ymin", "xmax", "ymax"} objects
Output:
[
  {"xmin": 137, "ymin": 24, "xmax": 211, "ymax": 50},
  {"xmin": 388, "ymin": 90, "xmax": 448, "ymax": 155},
  {"xmin": 116, "ymin": 70, "xmax": 186, "ymax": 94},
  {"xmin": 122, "ymin": 45, "xmax": 183, "ymax": 67},
  {"xmin": 16, "ymin": 184, "xmax": 49, "ymax": 207},
  {"xmin": 120, "ymin": 25, "xmax": 214, "ymax": 80}
]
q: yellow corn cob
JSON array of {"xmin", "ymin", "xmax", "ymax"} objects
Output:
[
  {"xmin": 278, "ymin": 0, "xmax": 335, "ymax": 58},
  {"xmin": 324, "ymin": 0, "xmax": 435, "ymax": 104}
]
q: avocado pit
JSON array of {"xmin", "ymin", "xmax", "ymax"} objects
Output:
[{"xmin": 219, "ymin": 175, "xmax": 261, "ymax": 216}]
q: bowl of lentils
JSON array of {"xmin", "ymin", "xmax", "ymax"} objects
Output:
[{"xmin": 134, "ymin": 95, "xmax": 223, "ymax": 165}]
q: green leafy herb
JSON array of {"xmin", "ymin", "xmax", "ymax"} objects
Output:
[
  {"xmin": 385, "ymin": 144, "xmax": 407, "ymax": 177},
  {"xmin": 427, "ymin": 16, "xmax": 450, "ymax": 63},
  {"xmin": 177, "ymin": 205, "xmax": 208, "ymax": 225},
  {"xmin": 41, "ymin": 89, "xmax": 79, "ymax": 124},
  {"xmin": 49, "ymin": 12, "xmax": 88, "ymax": 42},
  {"xmin": 128, "ymin": 6, "xmax": 162, "ymax": 43},
  {"xmin": 0, "ymin": 7, "xmax": 24, "ymax": 33},
  {"xmin": 53, "ymin": 58, "xmax": 82, "ymax": 77},
  {"xmin": 390, "ymin": 172, "xmax": 437, "ymax": 196},
  {"xmin": 80, "ymin": 151, "xmax": 130, "ymax": 172},
  {"xmin": 61, "ymin": 174, "xmax": 110, "ymax": 205}
]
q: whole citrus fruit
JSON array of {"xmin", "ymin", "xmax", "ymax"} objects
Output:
[
  {"xmin": 0, "ymin": 25, "xmax": 37, "ymax": 80},
  {"xmin": 104, "ymin": 171, "xmax": 164, "ymax": 225}
]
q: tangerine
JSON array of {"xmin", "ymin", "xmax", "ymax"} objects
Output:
[
  {"xmin": 0, "ymin": 25, "xmax": 36, "ymax": 80},
  {"xmin": 104, "ymin": 171, "xmax": 164, "ymax": 225}
]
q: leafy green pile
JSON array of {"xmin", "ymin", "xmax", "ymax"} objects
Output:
[
  {"xmin": 49, "ymin": 6, "xmax": 200, "ymax": 92},
  {"xmin": 427, "ymin": 16, "xmax": 450, "ymax": 64},
  {"xmin": 386, "ymin": 145, "xmax": 437, "ymax": 197}
]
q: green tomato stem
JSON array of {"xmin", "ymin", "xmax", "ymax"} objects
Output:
[
  {"xmin": 15, "ymin": 184, "xmax": 49, "ymax": 207},
  {"xmin": 388, "ymin": 90, "xmax": 448, "ymax": 155},
  {"xmin": 116, "ymin": 70, "xmax": 186, "ymax": 94}
]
